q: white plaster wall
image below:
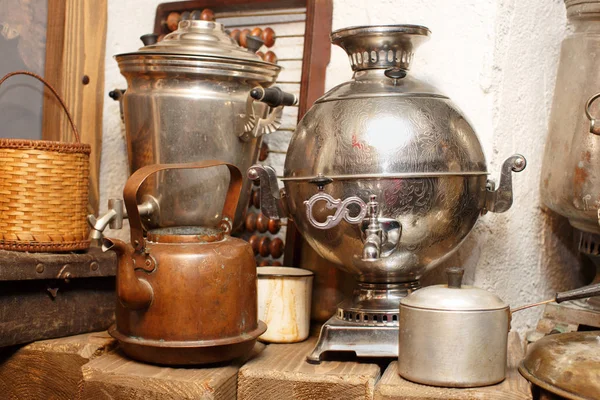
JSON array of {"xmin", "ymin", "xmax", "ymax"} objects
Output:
[{"xmin": 100, "ymin": 0, "xmax": 585, "ymax": 332}]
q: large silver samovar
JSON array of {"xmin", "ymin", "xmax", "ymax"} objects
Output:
[
  {"xmin": 249, "ymin": 25, "xmax": 526, "ymax": 362},
  {"xmin": 94, "ymin": 20, "xmax": 295, "ymax": 234}
]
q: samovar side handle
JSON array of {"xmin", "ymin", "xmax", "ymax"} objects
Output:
[
  {"xmin": 247, "ymin": 164, "xmax": 286, "ymax": 220},
  {"xmin": 241, "ymin": 88, "xmax": 298, "ymax": 141},
  {"xmin": 484, "ymin": 154, "xmax": 527, "ymax": 214},
  {"xmin": 585, "ymin": 92, "xmax": 600, "ymax": 135}
]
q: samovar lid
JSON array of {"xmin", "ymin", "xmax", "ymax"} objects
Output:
[
  {"xmin": 117, "ymin": 19, "xmax": 277, "ymax": 66},
  {"xmin": 519, "ymin": 331, "xmax": 600, "ymax": 400},
  {"xmin": 146, "ymin": 226, "xmax": 225, "ymax": 243},
  {"xmin": 400, "ymin": 267, "xmax": 508, "ymax": 311}
]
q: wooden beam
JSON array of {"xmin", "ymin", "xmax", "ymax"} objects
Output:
[
  {"xmin": 0, "ymin": 332, "xmax": 116, "ymax": 400},
  {"xmin": 238, "ymin": 337, "xmax": 381, "ymax": 400},
  {"xmin": 43, "ymin": 0, "xmax": 107, "ymax": 214},
  {"xmin": 79, "ymin": 343, "xmax": 265, "ymax": 400}
]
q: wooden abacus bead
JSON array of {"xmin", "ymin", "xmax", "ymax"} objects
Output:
[
  {"xmin": 230, "ymin": 29, "xmax": 241, "ymax": 44},
  {"xmin": 264, "ymin": 51, "xmax": 278, "ymax": 64},
  {"xmin": 249, "ymin": 235, "xmax": 260, "ymax": 255},
  {"xmin": 190, "ymin": 9, "xmax": 202, "ymax": 20},
  {"xmin": 259, "ymin": 142, "xmax": 269, "ymax": 161},
  {"xmin": 201, "ymin": 9, "xmax": 215, "ymax": 21},
  {"xmin": 259, "ymin": 260, "xmax": 270, "ymax": 267},
  {"xmin": 272, "ymin": 261, "xmax": 283, "ymax": 266},
  {"xmin": 251, "ymin": 27, "xmax": 263, "ymax": 38},
  {"xmin": 256, "ymin": 213, "xmax": 269, "ymax": 233},
  {"xmin": 157, "ymin": 34, "xmax": 166, "ymax": 42},
  {"xmin": 252, "ymin": 189, "xmax": 260, "ymax": 209},
  {"xmin": 180, "ymin": 11, "xmax": 191, "ymax": 21},
  {"xmin": 166, "ymin": 12, "xmax": 180, "ymax": 32},
  {"xmin": 245, "ymin": 212, "xmax": 257, "ymax": 232},
  {"xmin": 256, "ymin": 51, "xmax": 266, "ymax": 61},
  {"xmin": 268, "ymin": 218, "xmax": 281, "ymax": 234},
  {"xmin": 269, "ymin": 238, "xmax": 284, "ymax": 259},
  {"xmin": 239, "ymin": 29, "xmax": 251, "ymax": 48},
  {"xmin": 258, "ymin": 236, "xmax": 271, "ymax": 257},
  {"xmin": 262, "ymin": 27, "xmax": 275, "ymax": 48}
]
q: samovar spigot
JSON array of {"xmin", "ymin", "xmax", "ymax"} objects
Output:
[
  {"xmin": 483, "ymin": 154, "xmax": 527, "ymax": 214},
  {"xmin": 363, "ymin": 195, "xmax": 383, "ymax": 260}
]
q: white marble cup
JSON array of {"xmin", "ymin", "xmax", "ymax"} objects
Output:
[{"xmin": 257, "ymin": 267, "xmax": 314, "ymax": 343}]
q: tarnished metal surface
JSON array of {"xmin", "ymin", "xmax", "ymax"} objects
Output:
[
  {"xmin": 105, "ymin": 162, "xmax": 264, "ymax": 365},
  {"xmin": 115, "ymin": 20, "xmax": 286, "ymax": 230},
  {"xmin": 519, "ymin": 331, "xmax": 600, "ymax": 400},
  {"xmin": 540, "ymin": 1, "xmax": 600, "ymax": 235},
  {"xmin": 398, "ymin": 267, "xmax": 510, "ymax": 387}
]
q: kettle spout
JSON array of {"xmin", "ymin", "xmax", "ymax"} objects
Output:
[{"xmin": 102, "ymin": 237, "xmax": 153, "ymax": 310}]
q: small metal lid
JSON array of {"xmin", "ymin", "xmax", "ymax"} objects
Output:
[
  {"xmin": 119, "ymin": 20, "xmax": 266, "ymax": 63},
  {"xmin": 400, "ymin": 267, "xmax": 508, "ymax": 311}
]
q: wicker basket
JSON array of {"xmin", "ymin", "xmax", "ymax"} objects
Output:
[{"xmin": 0, "ymin": 71, "xmax": 91, "ymax": 252}]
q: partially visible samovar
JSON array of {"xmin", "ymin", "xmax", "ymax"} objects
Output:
[
  {"xmin": 249, "ymin": 25, "xmax": 526, "ymax": 362},
  {"xmin": 90, "ymin": 20, "xmax": 296, "ymax": 236},
  {"xmin": 540, "ymin": 0, "xmax": 600, "ymax": 307}
]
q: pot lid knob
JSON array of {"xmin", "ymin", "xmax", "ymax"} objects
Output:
[{"xmin": 446, "ymin": 267, "xmax": 464, "ymax": 289}]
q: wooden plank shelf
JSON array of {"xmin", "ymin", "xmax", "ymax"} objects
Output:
[
  {"xmin": 0, "ymin": 331, "xmax": 532, "ymax": 399},
  {"xmin": 80, "ymin": 343, "xmax": 265, "ymax": 400},
  {"xmin": 0, "ymin": 331, "xmax": 116, "ymax": 400},
  {"xmin": 237, "ymin": 337, "xmax": 382, "ymax": 400}
]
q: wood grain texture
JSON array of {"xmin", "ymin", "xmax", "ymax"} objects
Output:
[
  {"xmin": 80, "ymin": 343, "xmax": 265, "ymax": 400},
  {"xmin": 43, "ymin": 0, "xmax": 107, "ymax": 214},
  {"xmin": 374, "ymin": 332, "xmax": 532, "ymax": 400},
  {"xmin": 0, "ymin": 331, "xmax": 116, "ymax": 400},
  {"xmin": 238, "ymin": 337, "xmax": 381, "ymax": 400}
]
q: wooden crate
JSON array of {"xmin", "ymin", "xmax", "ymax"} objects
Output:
[{"xmin": 0, "ymin": 247, "xmax": 116, "ymax": 347}]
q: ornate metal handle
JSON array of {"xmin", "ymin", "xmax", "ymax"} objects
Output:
[
  {"xmin": 304, "ymin": 193, "xmax": 368, "ymax": 229},
  {"xmin": 484, "ymin": 154, "xmax": 527, "ymax": 214},
  {"xmin": 585, "ymin": 92, "xmax": 600, "ymax": 135}
]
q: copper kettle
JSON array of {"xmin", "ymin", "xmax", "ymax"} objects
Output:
[{"xmin": 102, "ymin": 161, "xmax": 266, "ymax": 365}]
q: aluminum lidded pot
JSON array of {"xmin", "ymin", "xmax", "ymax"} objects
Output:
[
  {"xmin": 398, "ymin": 267, "xmax": 510, "ymax": 387},
  {"xmin": 115, "ymin": 20, "xmax": 296, "ymax": 231}
]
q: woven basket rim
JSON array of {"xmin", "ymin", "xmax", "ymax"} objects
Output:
[
  {"xmin": 0, "ymin": 139, "xmax": 91, "ymax": 154},
  {"xmin": 0, "ymin": 239, "xmax": 91, "ymax": 252}
]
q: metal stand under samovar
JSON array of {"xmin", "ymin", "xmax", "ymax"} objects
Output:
[{"xmin": 307, "ymin": 281, "xmax": 417, "ymax": 363}]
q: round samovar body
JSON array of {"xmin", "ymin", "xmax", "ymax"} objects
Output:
[{"xmin": 248, "ymin": 25, "xmax": 525, "ymax": 362}]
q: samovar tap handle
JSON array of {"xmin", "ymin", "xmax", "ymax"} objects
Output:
[
  {"xmin": 483, "ymin": 154, "xmax": 527, "ymax": 214},
  {"xmin": 247, "ymin": 164, "xmax": 286, "ymax": 220},
  {"xmin": 362, "ymin": 195, "xmax": 383, "ymax": 260}
]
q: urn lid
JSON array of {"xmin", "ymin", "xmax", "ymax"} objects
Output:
[
  {"xmin": 400, "ymin": 267, "xmax": 508, "ymax": 311},
  {"xmin": 126, "ymin": 20, "xmax": 267, "ymax": 62},
  {"xmin": 115, "ymin": 20, "xmax": 280, "ymax": 82}
]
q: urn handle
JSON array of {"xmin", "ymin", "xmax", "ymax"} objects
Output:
[
  {"xmin": 303, "ymin": 193, "xmax": 368, "ymax": 230},
  {"xmin": 241, "ymin": 87, "xmax": 298, "ymax": 141},
  {"xmin": 483, "ymin": 154, "xmax": 527, "ymax": 214},
  {"xmin": 586, "ymin": 92, "xmax": 600, "ymax": 135},
  {"xmin": 247, "ymin": 164, "xmax": 286, "ymax": 220},
  {"xmin": 124, "ymin": 161, "xmax": 243, "ymax": 252}
]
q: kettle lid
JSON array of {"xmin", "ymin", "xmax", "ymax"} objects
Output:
[{"xmin": 400, "ymin": 267, "xmax": 508, "ymax": 311}]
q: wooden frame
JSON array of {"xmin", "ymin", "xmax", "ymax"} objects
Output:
[
  {"xmin": 154, "ymin": 0, "xmax": 332, "ymax": 267},
  {"xmin": 42, "ymin": 0, "xmax": 108, "ymax": 214}
]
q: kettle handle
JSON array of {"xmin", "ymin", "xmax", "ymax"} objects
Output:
[{"xmin": 123, "ymin": 161, "xmax": 243, "ymax": 252}]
